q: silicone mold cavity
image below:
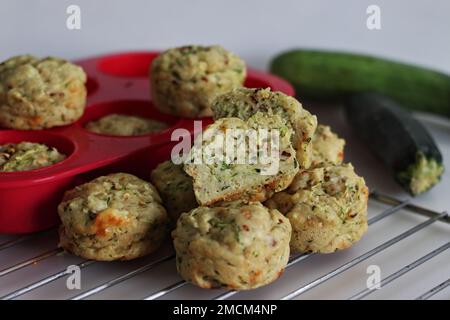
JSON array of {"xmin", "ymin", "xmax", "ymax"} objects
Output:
[{"xmin": 97, "ymin": 52, "xmax": 158, "ymax": 78}]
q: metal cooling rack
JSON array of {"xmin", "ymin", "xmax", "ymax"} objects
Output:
[{"xmin": 0, "ymin": 191, "xmax": 448, "ymax": 300}]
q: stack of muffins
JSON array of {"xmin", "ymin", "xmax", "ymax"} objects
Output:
[{"xmin": 0, "ymin": 45, "xmax": 368, "ymax": 292}]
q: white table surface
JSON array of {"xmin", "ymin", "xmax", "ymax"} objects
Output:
[{"xmin": 0, "ymin": 0, "xmax": 449, "ymax": 300}]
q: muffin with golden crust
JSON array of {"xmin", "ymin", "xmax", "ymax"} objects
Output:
[
  {"xmin": 212, "ymin": 87, "xmax": 317, "ymax": 169},
  {"xmin": 311, "ymin": 124, "xmax": 345, "ymax": 168},
  {"xmin": 150, "ymin": 45, "xmax": 246, "ymax": 118},
  {"xmin": 150, "ymin": 160, "xmax": 197, "ymax": 222},
  {"xmin": 0, "ymin": 55, "xmax": 87, "ymax": 129},
  {"xmin": 184, "ymin": 116, "xmax": 299, "ymax": 206},
  {"xmin": 265, "ymin": 164, "xmax": 368, "ymax": 253},
  {"xmin": 58, "ymin": 173, "xmax": 169, "ymax": 261},
  {"xmin": 172, "ymin": 201, "xmax": 291, "ymax": 290}
]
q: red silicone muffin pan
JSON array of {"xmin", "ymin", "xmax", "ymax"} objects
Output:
[{"xmin": 0, "ymin": 51, "xmax": 295, "ymax": 234}]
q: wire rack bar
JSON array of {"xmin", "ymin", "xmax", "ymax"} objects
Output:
[
  {"xmin": 0, "ymin": 228, "xmax": 58, "ymax": 252},
  {"xmin": 0, "ymin": 236, "xmax": 32, "ymax": 251},
  {"xmin": 143, "ymin": 280, "xmax": 187, "ymax": 300},
  {"xmin": 0, "ymin": 259, "xmax": 96, "ymax": 300},
  {"xmin": 0, "ymin": 248, "xmax": 62, "ymax": 277},
  {"xmin": 211, "ymin": 196, "xmax": 409, "ymax": 300},
  {"xmin": 416, "ymin": 278, "xmax": 450, "ymax": 300},
  {"xmin": 213, "ymin": 253, "xmax": 311, "ymax": 300},
  {"xmin": 0, "ymin": 192, "xmax": 447, "ymax": 300},
  {"xmin": 0, "ymin": 193, "xmax": 409, "ymax": 300},
  {"xmin": 70, "ymin": 254, "xmax": 175, "ymax": 300},
  {"xmin": 280, "ymin": 211, "xmax": 448, "ymax": 300},
  {"xmin": 371, "ymin": 192, "xmax": 450, "ymax": 224},
  {"xmin": 349, "ymin": 241, "xmax": 450, "ymax": 300}
]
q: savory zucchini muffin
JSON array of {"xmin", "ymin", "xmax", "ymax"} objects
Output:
[
  {"xmin": 150, "ymin": 45, "xmax": 246, "ymax": 118},
  {"xmin": 0, "ymin": 142, "xmax": 65, "ymax": 172},
  {"xmin": 58, "ymin": 173, "xmax": 169, "ymax": 261},
  {"xmin": 85, "ymin": 114, "xmax": 167, "ymax": 136},
  {"xmin": 311, "ymin": 124, "xmax": 345, "ymax": 168},
  {"xmin": 265, "ymin": 164, "xmax": 368, "ymax": 253},
  {"xmin": 150, "ymin": 161, "xmax": 197, "ymax": 222},
  {"xmin": 172, "ymin": 201, "xmax": 291, "ymax": 290},
  {"xmin": 212, "ymin": 87, "xmax": 317, "ymax": 168},
  {"xmin": 184, "ymin": 117, "xmax": 299, "ymax": 206},
  {"xmin": 0, "ymin": 55, "xmax": 87, "ymax": 129}
]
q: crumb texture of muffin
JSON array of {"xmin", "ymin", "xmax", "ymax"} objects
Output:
[
  {"xmin": 265, "ymin": 163, "xmax": 368, "ymax": 253},
  {"xmin": 85, "ymin": 113, "xmax": 167, "ymax": 136},
  {"xmin": 0, "ymin": 55, "xmax": 87, "ymax": 129},
  {"xmin": 172, "ymin": 201, "xmax": 291, "ymax": 290},
  {"xmin": 311, "ymin": 124, "xmax": 345, "ymax": 168},
  {"xmin": 0, "ymin": 141, "xmax": 65, "ymax": 172},
  {"xmin": 150, "ymin": 45, "xmax": 246, "ymax": 118},
  {"xmin": 184, "ymin": 117, "xmax": 299, "ymax": 206},
  {"xmin": 151, "ymin": 160, "xmax": 197, "ymax": 222},
  {"xmin": 212, "ymin": 87, "xmax": 317, "ymax": 168},
  {"xmin": 58, "ymin": 173, "xmax": 169, "ymax": 261}
]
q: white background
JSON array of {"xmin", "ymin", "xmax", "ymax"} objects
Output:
[
  {"xmin": 2, "ymin": 0, "xmax": 448, "ymax": 213},
  {"xmin": 0, "ymin": 0, "xmax": 449, "ymax": 300},
  {"xmin": 2, "ymin": 0, "xmax": 450, "ymax": 73}
]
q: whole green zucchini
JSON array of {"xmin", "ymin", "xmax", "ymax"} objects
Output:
[
  {"xmin": 345, "ymin": 93, "xmax": 444, "ymax": 196},
  {"xmin": 270, "ymin": 50, "xmax": 450, "ymax": 118}
]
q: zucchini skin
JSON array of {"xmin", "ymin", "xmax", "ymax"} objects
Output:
[
  {"xmin": 345, "ymin": 93, "xmax": 444, "ymax": 196},
  {"xmin": 270, "ymin": 50, "xmax": 450, "ymax": 118}
]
